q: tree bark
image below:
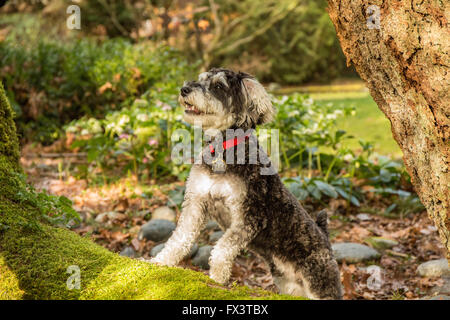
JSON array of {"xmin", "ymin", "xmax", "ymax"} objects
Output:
[
  {"xmin": 327, "ymin": 0, "xmax": 449, "ymax": 258},
  {"xmin": 0, "ymin": 82, "xmax": 294, "ymax": 300}
]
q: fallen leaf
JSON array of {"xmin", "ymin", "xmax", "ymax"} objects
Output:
[
  {"xmin": 197, "ymin": 19, "xmax": 210, "ymax": 31},
  {"xmin": 341, "ymin": 262, "xmax": 355, "ymax": 299},
  {"xmin": 111, "ymin": 231, "xmax": 130, "ymax": 242},
  {"xmin": 98, "ymin": 82, "xmax": 112, "ymax": 94},
  {"xmin": 131, "ymin": 238, "xmax": 141, "ymax": 251}
]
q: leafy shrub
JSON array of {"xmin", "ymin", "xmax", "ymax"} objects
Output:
[
  {"xmin": 268, "ymin": 94, "xmax": 411, "ymax": 208},
  {"xmin": 66, "ymin": 84, "xmax": 191, "ymax": 183},
  {"xmin": 267, "ymin": 94, "xmax": 355, "ymax": 172},
  {"xmin": 0, "ymin": 33, "xmax": 196, "ymax": 143},
  {"xmin": 0, "ymin": 168, "xmax": 80, "ymax": 231}
]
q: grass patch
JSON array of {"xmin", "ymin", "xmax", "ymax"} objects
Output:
[{"xmin": 311, "ymin": 91, "xmax": 401, "ymax": 157}]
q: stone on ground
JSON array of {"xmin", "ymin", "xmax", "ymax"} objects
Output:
[
  {"xmin": 151, "ymin": 206, "xmax": 176, "ymax": 222},
  {"xmin": 120, "ymin": 246, "xmax": 136, "ymax": 258},
  {"xmin": 356, "ymin": 213, "xmax": 372, "ymax": 221},
  {"xmin": 365, "ymin": 237, "xmax": 399, "ymax": 250},
  {"xmin": 417, "ymin": 259, "xmax": 450, "ymax": 277},
  {"xmin": 192, "ymin": 245, "xmax": 213, "ymax": 270},
  {"xmin": 205, "ymin": 220, "xmax": 221, "ymax": 231},
  {"xmin": 332, "ymin": 242, "xmax": 381, "ymax": 263},
  {"xmin": 138, "ymin": 219, "xmax": 176, "ymax": 242},
  {"xmin": 150, "ymin": 242, "xmax": 199, "ymax": 258},
  {"xmin": 209, "ymin": 231, "xmax": 224, "ymax": 243}
]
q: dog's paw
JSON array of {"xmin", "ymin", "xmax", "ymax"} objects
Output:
[
  {"xmin": 150, "ymin": 258, "xmax": 169, "ymax": 266},
  {"xmin": 149, "ymin": 257, "xmax": 164, "ymax": 265},
  {"xmin": 149, "ymin": 256, "xmax": 177, "ymax": 267},
  {"xmin": 209, "ymin": 271, "xmax": 230, "ymax": 285}
]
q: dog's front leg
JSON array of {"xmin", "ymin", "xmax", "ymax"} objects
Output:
[
  {"xmin": 151, "ymin": 199, "xmax": 206, "ymax": 266},
  {"xmin": 209, "ymin": 225, "xmax": 254, "ymax": 284}
]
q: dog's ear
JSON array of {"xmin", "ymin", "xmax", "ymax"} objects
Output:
[
  {"xmin": 313, "ymin": 210, "xmax": 329, "ymax": 237},
  {"xmin": 242, "ymin": 78, "xmax": 274, "ymax": 125}
]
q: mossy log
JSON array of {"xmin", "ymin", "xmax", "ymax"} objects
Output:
[{"xmin": 0, "ymin": 82, "xmax": 296, "ymax": 300}]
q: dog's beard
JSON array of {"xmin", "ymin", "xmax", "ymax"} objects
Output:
[
  {"xmin": 183, "ymin": 112, "xmax": 235, "ymax": 131},
  {"xmin": 179, "ymin": 93, "xmax": 235, "ymax": 130}
]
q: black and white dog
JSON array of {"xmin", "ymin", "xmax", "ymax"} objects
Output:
[{"xmin": 151, "ymin": 68, "xmax": 342, "ymax": 299}]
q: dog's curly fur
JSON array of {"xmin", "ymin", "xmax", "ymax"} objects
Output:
[{"xmin": 151, "ymin": 68, "xmax": 342, "ymax": 299}]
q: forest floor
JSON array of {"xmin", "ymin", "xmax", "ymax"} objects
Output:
[{"xmin": 21, "ymin": 147, "xmax": 448, "ymax": 300}]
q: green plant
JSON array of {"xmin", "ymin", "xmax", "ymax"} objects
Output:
[
  {"xmin": 267, "ymin": 94, "xmax": 354, "ymax": 173},
  {"xmin": 0, "ymin": 32, "xmax": 196, "ymax": 144},
  {"xmin": 283, "ymin": 176, "xmax": 362, "ymax": 206},
  {"xmin": 267, "ymin": 94, "xmax": 414, "ymax": 209},
  {"xmin": 380, "ymin": 195, "xmax": 425, "ymax": 218},
  {"xmin": 66, "ymin": 85, "xmax": 192, "ymax": 183},
  {"xmin": 12, "ymin": 171, "xmax": 81, "ymax": 228}
]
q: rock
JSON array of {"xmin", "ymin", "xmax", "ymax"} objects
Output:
[
  {"xmin": 120, "ymin": 246, "xmax": 136, "ymax": 258},
  {"xmin": 417, "ymin": 259, "xmax": 450, "ymax": 277},
  {"xmin": 151, "ymin": 206, "xmax": 176, "ymax": 222},
  {"xmin": 356, "ymin": 213, "xmax": 372, "ymax": 221},
  {"xmin": 419, "ymin": 225, "xmax": 437, "ymax": 235},
  {"xmin": 150, "ymin": 243, "xmax": 165, "ymax": 257},
  {"xmin": 365, "ymin": 237, "xmax": 399, "ymax": 250},
  {"xmin": 150, "ymin": 242, "xmax": 199, "ymax": 258},
  {"xmin": 209, "ymin": 231, "xmax": 224, "ymax": 243},
  {"xmin": 94, "ymin": 211, "xmax": 126, "ymax": 223},
  {"xmin": 189, "ymin": 243, "xmax": 199, "ymax": 258},
  {"xmin": 108, "ymin": 211, "xmax": 128, "ymax": 222},
  {"xmin": 192, "ymin": 245, "xmax": 213, "ymax": 270},
  {"xmin": 332, "ymin": 242, "xmax": 381, "ymax": 263},
  {"xmin": 205, "ymin": 220, "xmax": 221, "ymax": 231},
  {"xmin": 138, "ymin": 219, "xmax": 176, "ymax": 242},
  {"xmin": 431, "ymin": 276, "xmax": 450, "ymax": 295},
  {"xmin": 95, "ymin": 212, "xmax": 108, "ymax": 223}
]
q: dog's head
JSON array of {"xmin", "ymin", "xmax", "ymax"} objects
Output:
[{"xmin": 179, "ymin": 68, "xmax": 274, "ymax": 130}]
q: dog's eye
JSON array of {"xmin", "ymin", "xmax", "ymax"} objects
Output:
[{"xmin": 214, "ymin": 83, "xmax": 222, "ymax": 90}]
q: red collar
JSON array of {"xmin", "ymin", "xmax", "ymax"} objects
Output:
[{"xmin": 209, "ymin": 133, "xmax": 251, "ymax": 154}]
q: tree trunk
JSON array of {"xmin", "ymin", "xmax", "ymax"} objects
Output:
[
  {"xmin": 0, "ymin": 82, "xmax": 294, "ymax": 300},
  {"xmin": 327, "ymin": 0, "xmax": 449, "ymax": 258}
]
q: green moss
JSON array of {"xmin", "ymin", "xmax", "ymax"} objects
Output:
[
  {"xmin": 0, "ymin": 256, "xmax": 24, "ymax": 299},
  {"xmin": 0, "ymin": 179, "xmax": 299, "ymax": 300},
  {"xmin": 0, "ymin": 221, "xmax": 300, "ymax": 300},
  {"xmin": 0, "ymin": 82, "xmax": 20, "ymax": 171}
]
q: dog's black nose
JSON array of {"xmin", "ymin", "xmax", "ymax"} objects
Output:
[{"xmin": 180, "ymin": 86, "xmax": 192, "ymax": 97}]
